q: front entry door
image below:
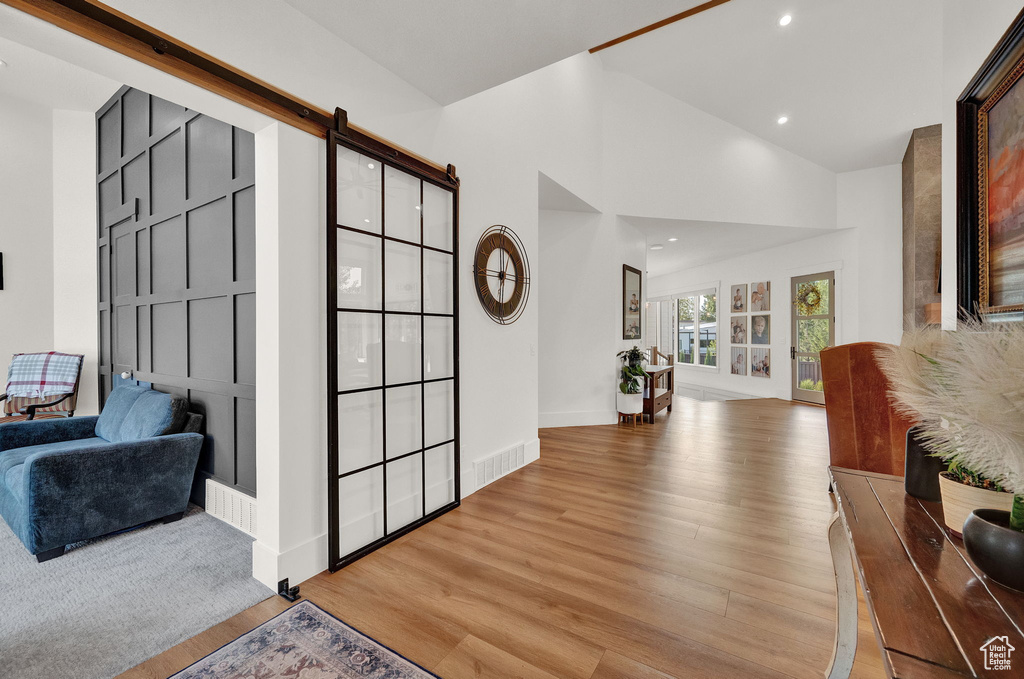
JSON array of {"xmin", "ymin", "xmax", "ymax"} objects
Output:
[{"xmin": 790, "ymin": 272, "xmax": 835, "ymax": 404}]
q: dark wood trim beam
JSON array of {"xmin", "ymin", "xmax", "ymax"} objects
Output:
[
  {"xmin": 0, "ymin": 0, "xmax": 450, "ymax": 176},
  {"xmin": 589, "ymin": 0, "xmax": 731, "ymax": 53}
]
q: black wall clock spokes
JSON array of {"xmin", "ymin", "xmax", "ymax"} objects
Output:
[{"xmin": 473, "ymin": 225, "xmax": 530, "ymax": 325}]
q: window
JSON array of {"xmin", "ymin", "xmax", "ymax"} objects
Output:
[
  {"xmin": 677, "ymin": 291, "xmax": 717, "ymax": 367},
  {"xmin": 648, "ymin": 289, "xmax": 717, "ymax": 369}
]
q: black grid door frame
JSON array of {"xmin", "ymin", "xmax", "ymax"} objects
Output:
[{"xmin": 327, "ymin": 130, "xmax": 461, "ymax": 571}]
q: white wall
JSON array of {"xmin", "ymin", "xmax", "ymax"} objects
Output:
[
  {"xmin": 940, "ymin": 0, "xmax": 1024, "ymax": 328},
  {"xmin": 601, "ymin": 70, "xmax": 838, "ymax": 230},
  {"xmin": 839, "ymin": 164, "xmax": 904, "ymax": 344},
  {"xmin": 538, "ymin": 210, "xmax": 647, "ymax": 427},
  {"xmin": 648, "ymin": 164, "xmax": 903, "ymax": 400},
  {"xmin": 0, "ymin": 93, "xmax": 54, "ymax": 373},
  {"xmin": 52, "ymin": 109, "xmax": 99, "ymax": 415},
  {"xmin": 253, "ymin": 122, "xmax": 327, "ymax": 587}
]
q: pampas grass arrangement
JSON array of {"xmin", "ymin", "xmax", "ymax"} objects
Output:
[{"xmin": 876, "ymin": 319, "xmax": 1024, "ymax": 529}]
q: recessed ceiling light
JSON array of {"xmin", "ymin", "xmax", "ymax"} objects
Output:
[
  {"xmin": 777, "ymin": 116, "xmax": 789, "ymax": 125},
  {"xmin": 367, "ymin": 162, "xmax": 375, "ymax": 170},
  {"xmin": 779, "ymin": 14, "xmax": 792, "ymax": 27},
  {"xmin": 364, "ymin": 218, "xmax": 370, "ymax": 223},
  {"xmin": 650, "ymin": 244, "xmax": 664, "ymax": 251},
  {"xmin": 668, "ymin": 237, "xmax": 678, "ymax": 242}
]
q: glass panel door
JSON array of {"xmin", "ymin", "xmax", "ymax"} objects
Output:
[
  {"xmin": 790, "ymin": 272, "xmax": 835, "ymax": 405},
  {"xmin": 328, "ymin": 132, "xmax": 460, "ymax": 571}
]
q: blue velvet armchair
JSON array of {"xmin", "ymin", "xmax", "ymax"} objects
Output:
[{"xmin": 0, "ymin": 384, "xmax": 204, "ymax": 562}]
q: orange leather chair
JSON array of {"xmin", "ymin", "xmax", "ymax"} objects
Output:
[{"xmin": 820, "ymin": 342, "xmax": 915, "ymax": 476}]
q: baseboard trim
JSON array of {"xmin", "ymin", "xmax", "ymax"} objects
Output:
[{"xmin": 252, "ymin": 532, "xmax": 327, "ymax": 589}]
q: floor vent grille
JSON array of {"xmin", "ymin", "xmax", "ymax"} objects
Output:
[
  {"xmin": 206, "ymin": 480, "xmax": 257, "ymax": 537},
  {"xmin": 474, "ymin": 443, "xmax": 526, "ymax": 488}
]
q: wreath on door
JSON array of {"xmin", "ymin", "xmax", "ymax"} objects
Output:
[{"xmin": 795, "ymin": 282, "xmax": 824, "ymax": 316}]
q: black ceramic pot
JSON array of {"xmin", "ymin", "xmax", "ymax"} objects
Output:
[
  {"xmin": 962, "ymin": 508, "xmax": 1024, "ymax": 593},
  {"xmin": 904, "ymin": 426, "xmax": 944, "ymax": 502}
]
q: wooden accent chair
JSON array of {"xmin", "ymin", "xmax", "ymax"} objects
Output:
[
  {"xmin": 1, "ymin": 352, "xmax": 84, "ymax": 424},
  {"xmin": 820, "ymin": 342, "xmax": 915, "ymax": 476}
]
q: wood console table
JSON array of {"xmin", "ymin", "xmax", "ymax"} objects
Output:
[
  {"xmin": 827, "ymin": 467, "xmax": 1024, "ymax": 678},
  {"xmin": 642, "ymin": 365, "xmax": 672, "ymax": 423}
]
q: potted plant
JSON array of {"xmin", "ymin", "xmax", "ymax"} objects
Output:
[
  {"xmin": 876, "ymin": 319, "xmax": 1024, "ymax": 590},
  {"xmin": 616, "ymin": 346, "xmax": 647, "ymax": 417}
]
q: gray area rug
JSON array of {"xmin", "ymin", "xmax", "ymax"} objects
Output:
[
  {"xmin": 171, "ymin": 600, "xmax": 439, "ymax": 679},
  {"xmin": 0, "ymin": 505, "xmax": 273, "ymax": 678}
]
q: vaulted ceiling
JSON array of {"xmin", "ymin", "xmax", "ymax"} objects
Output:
[
  {"xmin": 285, "ymin": 0, "xmax": 943, "ymax": 173},
  {"xmin": 280, "ymin": 0, "xmax": 702, "ymax": 105}
]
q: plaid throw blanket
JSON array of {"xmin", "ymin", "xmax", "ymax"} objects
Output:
[{"xmin": 6, "ymin": 352, "xmax": 83, "ymax": 399}]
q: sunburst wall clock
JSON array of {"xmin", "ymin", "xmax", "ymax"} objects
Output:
[{"xmin": 473, "ymin": 225, "xmax": 530, "ymax": 325}]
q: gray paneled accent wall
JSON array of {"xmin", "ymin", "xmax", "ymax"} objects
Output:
[{"xmin": 96, "ymin": 86, "xmax": 257, "ymax": 505}]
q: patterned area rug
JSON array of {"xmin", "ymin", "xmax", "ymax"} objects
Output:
[{"xmin": 171, "ymin": 600, "xmax": 440, "ymax": 678}]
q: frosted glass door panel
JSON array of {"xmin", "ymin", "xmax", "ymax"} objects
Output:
[
  {"xmin": 384, "ymin": 241, "xmax": 421, "ymax": 312},
  {"xmin": 384, "ymin": 166, "xmax": 421, "ymax": 243},
  {"xmin": 385, "ymin": 385, "xmax": 422, "ymax": 458},
  {"xmin": 384, "ymin": 315, "xmax": 421, "ymax": 385},
  {"xmin": 425, "ymin": 443, "xmax": 455, "ymax": 513},
  {"xmin": 337, "ymin": 230, "xmax": 381, "ymax": 310},
  {"xmin": 329, "ymin": 135, "xmax": 458, "ymax": 570},
  {"xmin": 423, "ymin": 182, "xmax": 452, "ymax": 251},
  {"xmin": 386, "ymin": 454, "xmax": 423, "ymax": 533},
  {"xmin": 338, "ymin": 312, "xmax": 381, "ymax": 390},
  {"xmin": 338, "ymin": 467, "xmax": 384, "ymax": 554},
  {"xmin": 336, "ymin": 147, "xmax": 381, "ymax": 233},
  {"xmin": 338, "ymin": 391, "xmax": 383, "ymax": 474},
  {"xmin": 423, "ymin": 317, "xmax": 454, "ymax": 379},
  {"xmin": 424, "ymin": 380, "xmax": 455, "ymax": 447},
  {"xmin": 423, "ymin": 250, "xmax": 453, "ymax": 314}
]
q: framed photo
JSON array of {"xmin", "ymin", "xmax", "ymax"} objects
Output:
[
  {"xmin": 622, "ymin": 264, "xmax": 642, "ymax": 340},
  {"xmin": 730, "ymin": 316, "xmax": 747, "ymax": 344},
  {"xmin": 751, "ymin": 314, "xmax": 770, "ymax": 344},
  {"xmin": 730, "ymin": 347, "xmax": 747, "ymax": 375},
  {"xmin": 958, "ymin": 12, "xmax": 1024, "ymax": 316},
  {"xmin": 751, "ymin": 348, "xmax": 771, "ymax": 378},
  {"xmin": 729, "ymin": 284, "xmax": 747, "ymax": 312},
  {"xmin": 750, "ymin": 281, "xmax": 770, "ymax": 312}
]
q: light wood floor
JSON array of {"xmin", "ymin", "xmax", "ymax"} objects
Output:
[{"xmin": 122, "ymin": 398, "xmax": 885, "ymax": 679}]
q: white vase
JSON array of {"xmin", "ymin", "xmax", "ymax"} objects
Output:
[
  {"xmin": 616, "ymin": 391, "xmax": 643, "ymax": 415},
  {"xmin": 938, "ymin": 472, "xmax": 1014, "ymax": 536}
]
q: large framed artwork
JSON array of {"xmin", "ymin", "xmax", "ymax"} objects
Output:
[
  {"xmin": 622, "ymin": 265, "xmax": 642, "ymax": 340},
  {"xmin": 958, "ymin": 9, "xmax": 1024, "ymax": 317}
]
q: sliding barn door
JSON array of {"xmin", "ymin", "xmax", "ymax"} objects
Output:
[
  {"xmin": 327, "ymin": 131, "xmax": 460, "ymax": 570},
  {"xmin": 96, "ymin": 86, "xmax": 257, "ymax": 506}
]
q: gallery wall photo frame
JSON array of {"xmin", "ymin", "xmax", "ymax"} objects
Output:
[
  {"xmin": 958, "ymin": 7, "xmax": 1024, "ymax": 317},
  {"xmin": 731, "ymin": 347, "xmax": 747, "ymax": 375},
  {"xmin": 751, "ymin": 314, "xmax": 771, "ymax": 345},
  {"xmin": 729, "ymin": 284, "xmax": 747, "ymax": 312},
  {"xmin": 622, "ymin": 264, "xmax": 642, "ymax": 340},
  {"xmin": 750, "ymin": 281, "xmax": 770, "ymax": 312},
  {"xmin": 730, "ymin": 316, "xmax": 747, "ymax": 344},
  {"xmin": 751, "ymin": 347, "xmax": 771, "ymax": 378}
]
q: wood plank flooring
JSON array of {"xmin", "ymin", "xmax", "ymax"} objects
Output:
[{"xmin": 121, "ymin": 398, "xmax": 885, "ymax": 679}]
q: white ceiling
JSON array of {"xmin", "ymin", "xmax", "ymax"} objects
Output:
[
  {"xmin": 624, "ymin": 215, "xmax": 837, "ymax": 278},
  {"xmin": 280, "ymin": 0, "xmax": 701, "ymax": 105},
  {"xmin": 0, "ymin": 36, "xmax": 119, "ymax": 112},
  {"xmin": 599, "ymin": 0, "xmax": 943, "ymax": 172}
]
